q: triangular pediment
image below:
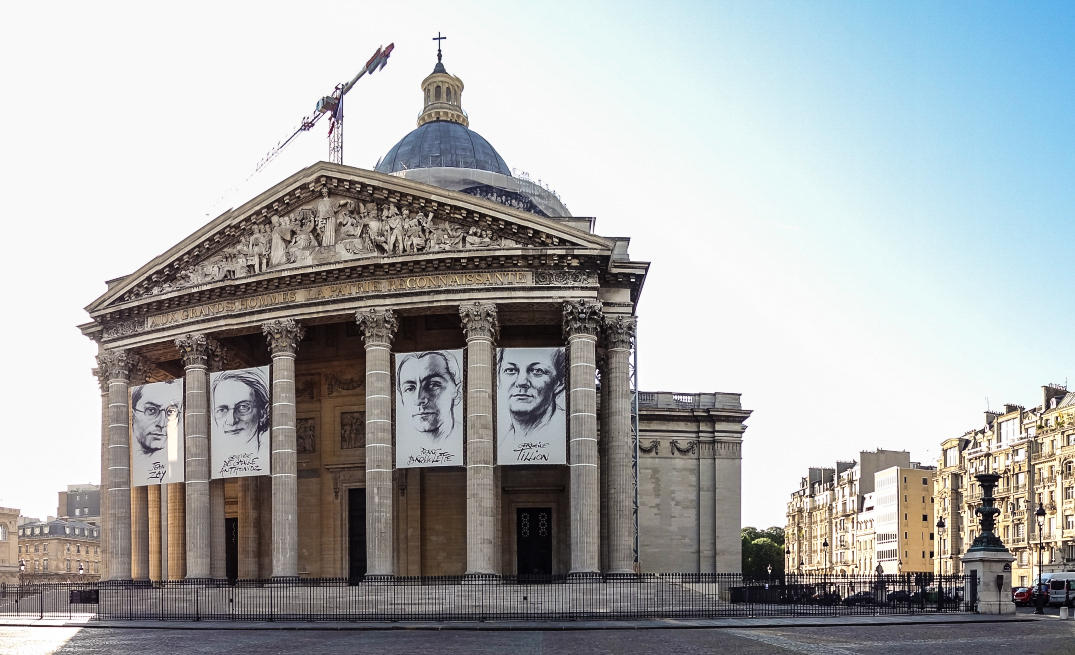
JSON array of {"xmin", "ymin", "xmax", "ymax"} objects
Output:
[{"xmin": 88, "ymin": 162, "xmax": 613, "ymax": 315}]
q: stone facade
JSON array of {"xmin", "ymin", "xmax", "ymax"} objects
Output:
[
  {"xmin": 785, "ymin": 450, "xmax": 935, "ymax": 575},
  {"xmin": 0, "ymin": 507, "xmax": 18, "ymax": 585},
  {"xmin": 936, "ymin": 384, "xmax": 1075, "ymax": 587},
  {"xmin": 16, "ymin": 519, "xmax": 101, "ymax": 582},
  {"xmin": 80, "ymin": 161, "xmax": 750, "ymax": 580}
]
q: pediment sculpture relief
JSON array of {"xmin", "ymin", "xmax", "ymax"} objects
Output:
[{"xmin": 123, "ymin": 193, "xmax": 525, "ymax": 301}]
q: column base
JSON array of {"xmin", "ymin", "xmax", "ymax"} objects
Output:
[
  {"xmin": 462, "ymin": 573, "xmax": 501, "ymax": 584},
  {"xmin": 604, "ymin": 571, "xmax": 639, "ymax": 581},
  {"xmin": 566, "ymin": 571, "xmax": 602, "ymax": 583},
  {"xmin": 362, "ymin": 574, "xmax": 396, "ymax": 584},
  {"xmin": 268, "ymin": 575, "xmax": 303, "ymax": 585}
]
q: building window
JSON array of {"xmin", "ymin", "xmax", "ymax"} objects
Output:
[{"xmin": 922, "ymin": 514, "xmax": 928, "ymax": 522}]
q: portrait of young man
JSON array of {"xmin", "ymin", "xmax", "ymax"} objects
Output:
[
  {"xmin": 129, "ymin": 379, "xmax": 185, "ymax": 486},
  {"xmin": 496, "ymin": 347, "xmax": 567, "ymax": 465},
  {"xmin": 209, "ymin": 366, "xmax": 271, "ymax": 478},
  {"xmin": 394, "ymin": 350, "xmax": 464, "ymax": 467}
]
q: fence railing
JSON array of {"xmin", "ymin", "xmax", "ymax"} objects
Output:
[{"xmin": 0, "ymin": 573, "xmax": 975, "ymax": 622}]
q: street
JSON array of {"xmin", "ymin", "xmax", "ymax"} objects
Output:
[{"xmin": 0, "ymin": 618, "xmax": 1071, "ymax": 655}]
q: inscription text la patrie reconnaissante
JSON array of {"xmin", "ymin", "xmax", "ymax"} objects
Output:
[{"xmin": 145, "ymin": 271, "xmax": 534, "ymax": 330}]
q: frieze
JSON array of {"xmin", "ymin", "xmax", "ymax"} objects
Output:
[
  {"xmin": 103, "ymin": 319, "xmax": 143, "ymax": 340},
  {"xmin": 326, "ymin": 373, "xmax": 363, "ymax": 395},
  {"xmin": 670, "ymin": 440, "xmax": 698, "ymax": 456},
  {"xmin": 535, "ymin": 270, "xmax": 597, "ymax": 286},
  {"xmin": 638, "ymin": 439, "xmax": 660, "ymax": 455},
  {"xmin": 121, "ymin": 193, "xmax": 535, "ymax": 302}
]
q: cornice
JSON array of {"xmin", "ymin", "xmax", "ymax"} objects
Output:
[{"xmin": 87, "ymin": 163, "xmax": 617, "ymax": 314}]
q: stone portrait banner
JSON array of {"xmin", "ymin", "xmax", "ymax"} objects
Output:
[
  {"xmin": 129, "ymin": 380, "xmax": 185, "ymax": 485},
  {"xmin": 394, "ymin": 350, "xmax": 464, "ymax": 468},
  {"xmin": 496, "ymin": 347, "xmax": 567, "ymax": 465},
  {"xmin": 209, "ymin": 366, "xmax": 271, "ymax": 479}
]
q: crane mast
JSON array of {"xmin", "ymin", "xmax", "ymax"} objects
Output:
[{"xmin": 256, "ymin": 42, "xmax": 395, "ymax": 172}]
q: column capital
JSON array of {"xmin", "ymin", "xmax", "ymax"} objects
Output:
[
  {"xmin": 604, "ymin": 315, "xmax": 637, "ymax": 350},
  {"xmin": 92, "ymin": 367, "xmax": 109, "ymax": 394},
  {"xmin": 262, "ymin": 319, "xmax": 305, "ymax": 356},
  {"xmin": 96, "ymin": 349, "xmax": 145, "ymax": 383},
  {"xmin": 562, "ymin": 300, "xmax": 603, "ymax": 339},
  {"xmin": 175, "ymin": 333, "xmax": 220, "ymax": 368},
  {"xmin": 459, "ymin": 302, "xmax": 499, "ymax": 341},
  {"xmin": 355, "ymin": 308, "xmax": 398, "ymax": 345}
]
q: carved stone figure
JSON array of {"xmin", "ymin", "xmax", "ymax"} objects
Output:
[
  {"xmin": 269, "ymin": 214, "xmax": 293, "ymax": 267},
  {"xmin": 383, "ymin": 204, "xmax": 404, "ymax": 254},
  {"xmin": 315, "ymin": 187, "xmax": 337, "ymax": 247}
]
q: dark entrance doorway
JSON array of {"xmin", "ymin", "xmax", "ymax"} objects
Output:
[
  {"xmin": 224, "ymin": 517, "xmax": 238, "ymax": 582},
  {"xmin": 516, "ymin": 507, "xmax": 552, "ymax": 578},
  {"xmin": 348, "ymin": 488, "xmax": 367, "ymax": 582}
]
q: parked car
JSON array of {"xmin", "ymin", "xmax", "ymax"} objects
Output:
[
  {"xmin": 1012, "ymin": 587, "xmax": 1031, "ymax": 606},
  {"xmin": 886, "ymin": 590, "xmax": 913, "ymax": 604},
  {"xmin": 844, "ymin": 591, "xmax": 880, "ymax": 606}
]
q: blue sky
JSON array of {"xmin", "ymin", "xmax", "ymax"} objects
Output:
[{"xmin": 0, "ymin": 1, "xmax": 1071, "ymax": 532}]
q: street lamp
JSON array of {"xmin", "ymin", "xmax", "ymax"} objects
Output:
[
  {"xmin": 78, "ymin": 562, "xmax": 84, "ymax": 577},
  {"xmin": 1035, "ymin": 502, "xmax": 1046, "ymax": 615},
  {"xmin": 936, "ymin": 516, "xmax": 946, "ymax": 574},
  {"xmin": 18, "ymin": 560, "xmax": 24, "ymax": 585}
]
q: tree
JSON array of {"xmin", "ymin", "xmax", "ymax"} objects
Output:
[{"xmin": 742, "ymin": 526, "xmax": 786, "ymax": 578}]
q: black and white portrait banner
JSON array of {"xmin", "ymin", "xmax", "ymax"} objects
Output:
[
  {"xmin": 394, "ymin": 350, "xmax": 464, "ymax": 468},
  {"xmin": 130, "ymin": 380, "xmax": 185, "ymax": 485},
  {"xmin": 496, "ymin": 347, "xmax": 567, "ymax": 465},
  {"xmin": 210, "ymin": 366, "xmax": 271, "ymax": 478}
]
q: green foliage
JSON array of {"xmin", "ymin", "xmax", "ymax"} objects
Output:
[{"xmin": 741, "ymin": 526, "xmax": 786, "ymax": 578}]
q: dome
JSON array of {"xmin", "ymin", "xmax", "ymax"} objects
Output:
[{"xmin": 375, "ymin": 120, "xmax": 511, "ymax": 176}]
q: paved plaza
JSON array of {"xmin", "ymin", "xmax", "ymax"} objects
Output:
[{"xmin": 0, "ymin": 613, "xmax": 1071, "ymax": 655}]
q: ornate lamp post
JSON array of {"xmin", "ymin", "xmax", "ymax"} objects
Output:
[
  {"xmin": 1035, "ymin": 502, "xmax": 1046, "ymax": 614},
  {"xmin": 18, "ymin": 559, "xmax": 24, "ymax": 586},
  {"xmin": 936, "ymin": 516, "xmax": 947, "ymax": 607}
]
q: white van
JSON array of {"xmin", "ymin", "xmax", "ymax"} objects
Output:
[{"xmin": 1038, "ymin": 572, "xmax": 1075, "ymax": 606}]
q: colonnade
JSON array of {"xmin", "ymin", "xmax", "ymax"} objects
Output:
[{"xmin": 97, "ymin": 301, "xmax": 637, "ymax": 580}]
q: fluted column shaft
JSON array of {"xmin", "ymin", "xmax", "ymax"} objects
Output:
[
  {"xmin": 208, "ymin": 343, "xmax": 228, "ymax": 579},
  {"xmin": 605, "ymin": 316, "xmax": 637, "ymax": 574},
  {"xmin": 94, "ymin": 368, "xmax": 110, "ymax": 581},
  {"xmin": 177, "ymin": 334, "xmax": 212, "ymax": 578},
  {"xmin": 563, "ymin": 300, "xmax": 603, "ymax": 576},
  {"xmin": 167, "ymin": 483, "xmax": 186, "ymax": 579},
  {"xmin": 460, "ymin": 302, "xmax": 499, "ymax": 576},
  {"xmin": 263, "ymin": 319, "xmax": 305, "ymax": 578},
  {"xmin": 237, "ymin": 477, "xmax": 260, "ymax": 578},
  {"xmin": 130, "ymin": 487, "xmax": 149, "ymax": 580},
  {"xmin": 147, "ymin": 485, "xmax": 162, "ymax": 581},
  {"xmin": 356, "ymin": 309, "xmax": 398, "ymax": 578},
  {"xmin": 97, "ymin": 350, "xmax": 138, "ymax": 580}
]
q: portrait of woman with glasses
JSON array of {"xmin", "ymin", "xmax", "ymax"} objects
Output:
[{"xmin": 210, "ymin": 366, "xmax": 271, "ymax": 478}]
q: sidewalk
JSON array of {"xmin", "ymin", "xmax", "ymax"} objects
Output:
[{"xmin": 0, "ymin": 612, "xmax": 1043, "ymax": 631}]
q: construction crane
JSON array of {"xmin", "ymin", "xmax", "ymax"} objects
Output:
[{"xmin": 256, "ymin": 42, "xmax": 395, "ymax": 172}]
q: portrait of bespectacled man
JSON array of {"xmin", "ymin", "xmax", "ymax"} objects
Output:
[{"xmin": 130, "ymin": 379, "xmax": 185, "ymax": 486}]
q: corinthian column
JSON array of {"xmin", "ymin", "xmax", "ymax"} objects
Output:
[
  {"xmin": 262, "ymin": 319, "xmax": 305, "ymax": 578},
  {"xmin": 93, "ymin": 367, "xmax": 110, "ymax": 581},
  {"xmin": 97, "ymin": 349, "xmax": 141, "ymax": 580},
  {"xmin": 207, "ymin": 342, "xmax": 228, "ymax": 580},
  {"xmin": 460, "ymin": 302, "xmax": 499, "ymax": 578},
  {"xmin": 176, "ymin": 333, "xmax": 213, "ymax": 579},
  {"xmin": 604, "ymin": 315, "xmax": 637, "ymax": 575},
  {"xmin": 355, "ymin": 308, "xmax": 398, "ymax": 578},
  {"xmin": 563, "ymin": 300, "xmax": 603, "ymax": 578}
]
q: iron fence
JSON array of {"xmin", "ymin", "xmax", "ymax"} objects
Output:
[{"xmin": 0, "ymin": 572, "xmax": 975, "ymax": 622}]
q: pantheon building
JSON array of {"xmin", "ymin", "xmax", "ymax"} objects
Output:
[{"xmin": 81, "ymin": 54, "xmax": 750, "ymax": 582}]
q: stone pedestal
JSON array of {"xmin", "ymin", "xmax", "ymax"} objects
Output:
[{"xmin": 961, "ymin": 550, "xmax": 1016, "ymax": 615}]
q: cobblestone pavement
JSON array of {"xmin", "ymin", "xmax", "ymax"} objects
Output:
[{"xmin": 0, "ymin": 615, "xmax": 1071, "ymax": 655}]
